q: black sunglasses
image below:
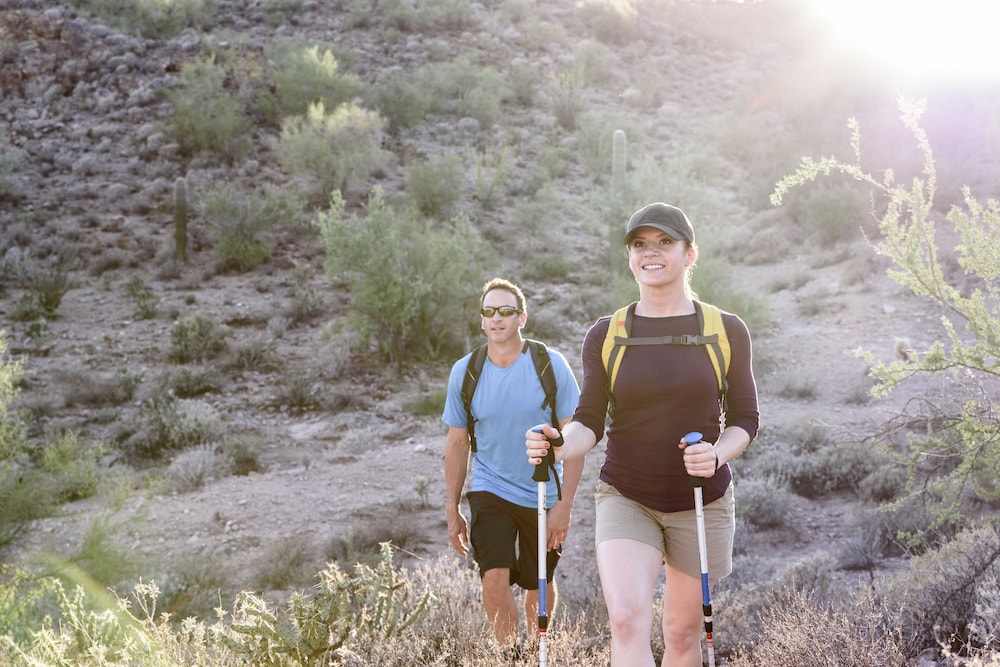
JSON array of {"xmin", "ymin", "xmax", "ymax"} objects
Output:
[{"xmin": 480, "ymin": 306, "xmax": 521, "ymax": 318}]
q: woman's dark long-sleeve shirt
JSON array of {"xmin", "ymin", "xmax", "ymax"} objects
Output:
[{"xmin": 572, "ymin": 307, "xmax": 759, "ymax": 512}]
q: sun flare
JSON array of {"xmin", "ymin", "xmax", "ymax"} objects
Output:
[{"xmin": 805, "ymin": 0, "xmax": 1000, "ymax": 86}]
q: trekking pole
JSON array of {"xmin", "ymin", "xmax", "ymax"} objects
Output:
[
  {"xmin": 684, "ymin": 431, "xmax": 716, "ymax": 667},
  {"xmin": 531, "ymin": 426, "xmax": 561, "ymax": 667}
]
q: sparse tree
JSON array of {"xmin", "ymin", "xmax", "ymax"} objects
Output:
[{"xmin": 772, "ymin": 95, "xmax": 1000, "ymax": 541}]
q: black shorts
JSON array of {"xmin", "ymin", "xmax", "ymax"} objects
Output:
[{"xmin": 468, "ymin": 491, "xmax": 561, "ymax": 590}]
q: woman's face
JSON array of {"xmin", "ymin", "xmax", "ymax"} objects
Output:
[{"xmin": 626, "ymin": 227, "xmax": 694, "ymax": 288}]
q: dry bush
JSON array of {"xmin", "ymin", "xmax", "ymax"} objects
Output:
[
  {"xmin": 883, "ymin": 525, "xmax": 1000, "ymax": 656},
  {"xmin": 726, "ymin": 590, "xmax": 905, "ymax": 667}
]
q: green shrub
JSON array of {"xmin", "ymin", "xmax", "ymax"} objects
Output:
[
  {"xmin": 343, "ymin": 0, "xmax": 376, "ymax": 28},
  {"xmin": 0, "ymin": 336, "xmax": 49, "ymax": 551},
  {"xmin": 458, "ymin": 71, "xmax": 506, "ymax": 127},
  {"xmin": 277, "ymin": 102, "xmax": 390, "ymax": 200},
  {"xmin": 576, "ymin": 0, "xmax": 638, "ymax": 45},
  {"xmin": 416, "ymin": 0, "xmax": 481, "ymax": 32},
  {"xmin": 799, "ymin": 181, "xmax": 871, "ymax": 243},
  {"xmin": 325, "ymin": 517, "xmax": 420, "ymax": 570},
  {"xmin": 123, "ymin": 274, "xmax": 160, "ymax": 319},
  {"xmin": 252, "ymin": 540, "xmax": 315, "ymax": 591},
  {"xmin": 406, "ymin": 154, "xmax": 464, "ymax": 217},
  {"xmin": 16, "ymin": 258, "xmax": 71, "ymax": 319},
  {"xmin": 314, "ymin": 188, "xmax": 489, "ymax": 369},
  {"xmin": 199, "ymin": 182, "xmax": 305, "ymax": 273},
  {"xmin": 367, "ymin": 68, "xmax": 437, "ymax": 132},
  {"xmin": 508, "ymin": 62, "xmax": 541, "ymax": 106},
  {"xmin": 271, "ymin": 43, "xmax": 362, "ymax": 116},
  {"xmin": 233, "ymin": 338, "xmax": 280, "ymax": 372},
  {"xmin": 168, "ymin": 315, "xmax": 227, "ymax": 364},
  {"xmin": 220, "ymin": 434, "xmax": 264, "ymax": 476},
  {"xmin": 735, "ymin": 474, "xmax": 791, "ymax": 529},
  {"xmin": 472, "ymin": 146, "xmax": 511, "ymax": 211},
  {"xmin": 36, "ymin": 431, "xmax": 100, "ymax": 504},
  {"xmin": 123, "ymin": 396, "xmax": 222, "ymax": 460},
  {"xmin": 169, "ymin": 364, "xmax": 220, "ymax": 397},
  {"xmin": 65, "ymin": 0, "xmax": 213, "ymax": 38},
  {"xmin": 548, "ymin": 67, "xmax": 586, "ymax": 131},
  {"xmin": 0, "ymin": 133, "xmax": 24, "ymax": 198},
  {"xmin": 278, "ymin": 371, "xmax": 323, "ymax": 412},
  {"xmin": 262, "ymin": 0, "xmax": 304, "ymax": 26},
  {"xmin": 165, "ymin": 443, "xmax": 227, "ymax": 492},
  {"xmin": 787, "ymin": 439, "xmax": 878, "ymax": 499},
  {"xmin": 164, "ymin": 55, "xmax": 250, "ymax": 162},
  {"xmin": 0, "ymin": 565, "xmax": 60, "ymax": 646},
  {"xmin": 576, "ymin": 113, "xmax": 615, "ymax": 182}
]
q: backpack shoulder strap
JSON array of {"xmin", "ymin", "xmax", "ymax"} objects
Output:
[
  {"xmin": 601, "ymin": 301, "xmax": 731, "ymax": 412},
  {"xmin": 460, "ymin": 344, "xmax": 488, "ymax": 452},
  {"xmin": 526, "ymin": 338, "xmax": 564, "ymax": 501},
  {"xmin": 525, "ymin": 339, "xmax": 558, "ymax": 428},
  {"xmin": 694, "ymin": 300, "xmax": 730, "ymax": 406},
  {"xmin": 602, "ymin": 302, "xmax": 636, "ymax": 414}
]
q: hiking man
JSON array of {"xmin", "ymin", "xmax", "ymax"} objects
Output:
[{"xmin": 443, "ymin": 277, "xmax": 583, "ymax": 660}]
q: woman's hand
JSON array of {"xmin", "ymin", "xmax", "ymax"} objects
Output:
[
  {"xmin": 679, "ymin": 435, "xmax": 718, "ymax": 478},
  {"xmin": 526, "ymin": 423, "xmax": 563, "ymax": 466}
]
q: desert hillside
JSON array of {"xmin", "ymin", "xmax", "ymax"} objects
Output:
[{"xmin": 2, "ymin": 0, "xmax": 999, "ymax": 664}]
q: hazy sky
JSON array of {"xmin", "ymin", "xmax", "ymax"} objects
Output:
[{"xmin": 804, "ymin": 0, "xmax": 999, "ymax": 85}]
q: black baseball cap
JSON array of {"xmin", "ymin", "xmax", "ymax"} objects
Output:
[{"xmin": 623, "ymin": 203, "xmax": 695, "ymax": 245}]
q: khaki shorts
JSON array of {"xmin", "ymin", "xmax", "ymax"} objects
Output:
[{"xmin": 594, "ymin": 481, "xmax": 735, "ymax": 580}]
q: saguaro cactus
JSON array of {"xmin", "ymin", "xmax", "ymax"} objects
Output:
[{"xmin": 174, "ymin": 177, "xmax": 188, "ymax": 262}]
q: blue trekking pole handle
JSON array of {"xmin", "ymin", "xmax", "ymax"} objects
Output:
[
  {"xmin": 684, "ymin": 431, "xmax": 716, "ymax": 667},
  {"xmin": 531, "ymin": 426, "xmax": 562, "ymax": 667},
  {"xmin": 686, "ymin": 431, "xmax": 707, "ymax": 488}
]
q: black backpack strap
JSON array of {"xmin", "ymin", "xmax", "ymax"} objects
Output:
[
  {"xmin": 460, "ymin": 344, "xmax": 488, "ymax": 453},
  {"xmin": 526, "ymin": 339, "xmax": 562, "ymax": 501}
]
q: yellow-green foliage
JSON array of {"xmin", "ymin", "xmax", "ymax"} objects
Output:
[
  {"xmin": 277, "ymin": 102, "xmax": 389, "ymax": 200},
  {"xmin": 314, "ymin": 188, "xmax": 488, "ymax": 368},
  {"xmin": 772, "ymin": 95, "xmax": 1000, "ymax": 534},
  {"xmin": 272, "ymin": 44, "xmax": 361, "ymax": 117}
]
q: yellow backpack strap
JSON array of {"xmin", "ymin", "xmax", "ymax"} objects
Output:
[
  {"xmin": 694, "ymin": 301, "xmax": 730, "ymax": 406},
  {"xmin": 601, "ymin": 302, "xmax": 636, "ymax": 413}
]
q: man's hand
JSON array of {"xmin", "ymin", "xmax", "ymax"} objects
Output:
[
  {"xmin": 545, "ymin": 501, "xmax": 572, "ymax": 550},
  {"xmin": 448, "ymin": 511, "xmax": 470, "ymax": 556}
]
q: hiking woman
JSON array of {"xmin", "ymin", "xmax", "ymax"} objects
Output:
[{"xmin": 526, "ymin": 203, "xmax": 759, "ymax": 667}]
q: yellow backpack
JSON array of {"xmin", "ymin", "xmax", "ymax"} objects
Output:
[{"xmin": 601, "ymin": 301, "xmax": 730, "ymax": 414}]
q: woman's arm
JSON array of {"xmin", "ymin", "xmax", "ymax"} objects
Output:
[{"xmin": 526, "ymin": 420, "xmax": 597, "ymax": 465}]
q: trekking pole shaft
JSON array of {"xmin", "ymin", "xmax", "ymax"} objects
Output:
[
  {"xmin": 693, "ymin": 485, "xmax": 715, "ymax": 667},
  {"xmin": 684, "ymin": 431, "xmax": 716, "ymax": 667},
  {"xmin": 537, "ymin": 480, "xmax": 548, "ymax": 667},
  {"xmin": 531, "ymin": 427, "xmax": 557, "ymax": 667}
]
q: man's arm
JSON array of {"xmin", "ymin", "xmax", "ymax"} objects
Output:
[{"xmin": 444, "ymin": 425, "xmax": 472, "ymax": 555}]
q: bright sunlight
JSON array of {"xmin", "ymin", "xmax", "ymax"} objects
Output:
[{"xmin": 805, "ymin": 0, "xmax": 999, "ymax": 86}]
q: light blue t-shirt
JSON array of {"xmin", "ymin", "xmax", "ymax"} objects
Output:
[{"xmin": 443, "ymin": 342, "xmax": 581, "ymax": 508}]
